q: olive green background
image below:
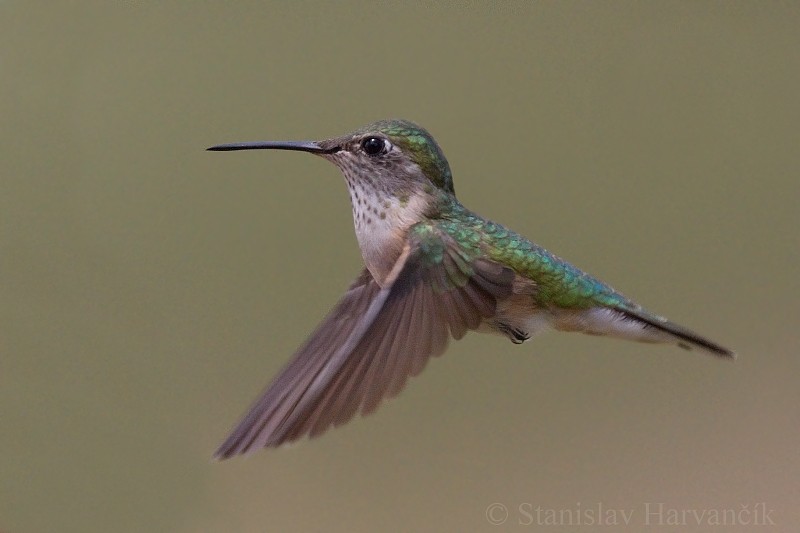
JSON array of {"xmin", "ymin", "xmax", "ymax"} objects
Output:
[{"xmin": 2, "ymin": 2, "xmax": 798, "ymax": 532}]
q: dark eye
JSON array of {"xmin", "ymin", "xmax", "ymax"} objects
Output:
[{"xmin": 361, "ymin": 136, "xmax": 388, "ymax": 156}]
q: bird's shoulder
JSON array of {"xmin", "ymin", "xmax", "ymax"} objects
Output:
[{"xmin": 424, "ymin": 209, "xmax": 635, "ymax": 310}]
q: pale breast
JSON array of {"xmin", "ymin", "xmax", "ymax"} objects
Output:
[{"xmin": 346, "ymin": 181, "xmax": 428, "ymax": 284}]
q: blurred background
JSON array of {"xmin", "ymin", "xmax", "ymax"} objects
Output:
[{"xmin": 2, "ymin": 2, "xmax": 798, "ymax": 532}]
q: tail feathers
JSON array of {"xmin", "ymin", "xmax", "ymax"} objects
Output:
[{"xmin": 620, "ymin": 308, "xmax": 735, "ymax": 359}]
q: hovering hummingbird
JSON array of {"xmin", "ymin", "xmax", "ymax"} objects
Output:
[{"xmin": 208, "ymin": 119, "xmax": 733, "ymax": 458}]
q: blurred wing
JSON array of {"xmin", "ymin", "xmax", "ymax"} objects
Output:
[{"xmin": 215, "ymin": 228, "xmax": 515, "ymax": 458}]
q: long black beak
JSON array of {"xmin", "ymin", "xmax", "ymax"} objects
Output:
[{"xmin": 206, "ymin": 140, "xmax": 338, "ymax": 154}]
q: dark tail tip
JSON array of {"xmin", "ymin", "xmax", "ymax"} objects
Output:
[{"xmin": 622, "ymin": 309, "xmax": 736, "ymax": 359}]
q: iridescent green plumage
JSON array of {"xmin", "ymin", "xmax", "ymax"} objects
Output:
[
  {"xmin": 208, "ymin": 118, "xmax": 733, "ymax": 457},
  {"xmin": 363, "ymin": 120, "xmax": 633, "ymax": 310},
  {"xmin": 441, "ymin": 209, "xmax": 630, "ymax": 309},
  {"xmin": 366, "ymin": 119, "xmax": 455, "ymax": 193}
]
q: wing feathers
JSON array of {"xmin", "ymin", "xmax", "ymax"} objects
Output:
[{"xmin": 214, "ymin": 228, "xmax": 515, "ymax": 458}]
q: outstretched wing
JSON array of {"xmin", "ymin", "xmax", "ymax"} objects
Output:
[{"xmin": 214, "ymin": 226, "xmax": 515, "ymax": 458}]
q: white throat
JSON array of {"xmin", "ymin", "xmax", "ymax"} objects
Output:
[{"xmin": 345, "ymin": 179, "xmax": 428, "ymax": 282}]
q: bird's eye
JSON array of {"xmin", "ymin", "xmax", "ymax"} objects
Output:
[{"xmin": 361, "ymin": 136, "xmax": 388, "ymax": 156}]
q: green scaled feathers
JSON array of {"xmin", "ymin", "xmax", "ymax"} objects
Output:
[{"xmin": 433, "ymin": 201, "xmax": 632, "ymax": 310}]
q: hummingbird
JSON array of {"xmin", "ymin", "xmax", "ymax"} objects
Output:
[{"xmin": 208, "ymin": 119, "xmax": 733, "ymax": 458}]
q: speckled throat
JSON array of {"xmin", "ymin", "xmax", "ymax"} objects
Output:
[{"xmin": 335, "ymin": 156, "xmax": 431, "ymax": 283}]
